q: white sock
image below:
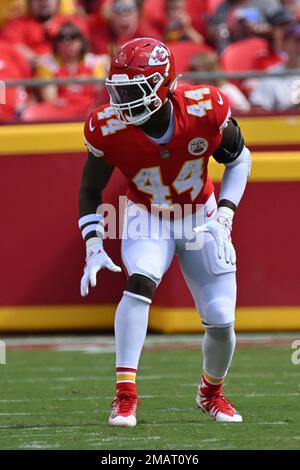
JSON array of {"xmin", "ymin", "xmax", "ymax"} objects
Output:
[
  {"xmin": 115, "ymin": 290, "xmax": 151, "ymax": 369},
  {"xmin": 202, "ymin": 325, "xmax": 236, "ymax": 380}
]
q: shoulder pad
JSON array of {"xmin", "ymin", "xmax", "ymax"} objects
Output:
[
  {"xmin": 83, "ymin": 111, "xmax": 105, "ymax": 157},
  {"xmin": 213, "ymin": 118, "xmax": 245, "ymax": 164},
  {"xmin": 83, "ymin": 136, "xmax": 104, "ymax": 158}
]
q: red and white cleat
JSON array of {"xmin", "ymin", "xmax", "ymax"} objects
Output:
[
  {"xmin": 196, "ymin": 375, "xmax": 242, "ymax": 423},
  {"xmin": 108, "ymin": 393, "xmax": 138, "ymax": 427},
  {"xmin": 196, "ymin": 392, "xmax": 243, "ymax": 422}
]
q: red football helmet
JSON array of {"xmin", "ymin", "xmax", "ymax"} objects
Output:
[{"xmin": 106, "ymin": 37, "xmax": 177, "ymax": 125}]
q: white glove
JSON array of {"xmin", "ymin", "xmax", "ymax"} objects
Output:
[
  {"xmin": 80, "ymin": 238, "xmax": 121, "ymax": 297},
  {"xmin": 193, "ymin": 206, "xmax": 236, "ymax": 264}
]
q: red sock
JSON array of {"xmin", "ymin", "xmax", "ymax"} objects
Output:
[
  {"xmin": 116, "ymin": 367, "xmax": 137, "ymax": 396},
  {"xmin": 200, "ymin": 373, "xmax": 223, "ymax": 396}
]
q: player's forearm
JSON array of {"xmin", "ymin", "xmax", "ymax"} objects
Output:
[
  {"xmin": 78, "ymin": 186, "xmax": 103, "ymax": 242},
  {"xmin": 78, "ymin": 153, "xmax": 106, "ymax": 218},
  {"xmin": 79, "ymin": 185, "xmax": 102, "ymax": 218},
  {"xmin": 218, "ymin": 146, "xmax": 252, "ymax": 214}
]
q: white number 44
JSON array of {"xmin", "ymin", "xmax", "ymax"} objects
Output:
[
  {"xmin": 133, "ymin": 159, "xmax": 205, "ymax": 206},
  {"xmin": 101, "ymin": 118, "xmax": 126, "ymax": 136},
  {"xmin": 185, "ymin": 87, "xmax": 213, "ymax": 118}
]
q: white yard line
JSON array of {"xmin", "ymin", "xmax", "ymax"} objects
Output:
[
  {"xmin": 1, "ymin": 333, "xmax": 299, "ymax": 352},
  {"xmin": 0, "ymin": 411, "xmax": 87, "ymax": 416},
  {"xmin": 0, "ymin": 396, "xmax": 100, "ymax": 403},
  {"xmin": 201, "ymin": 438, "xmax": 222, "ymax": 442},
  {"xmin": 0, "ymin": 393, "xmax": 297, "ymax": 404},
  {"xmin": 3, "ymin": 371, "xmax": 299, "ymax": 384},
  {"xmin": 0, "ymin": 394, "xmax": 194, "ymax": 404},
  {"xmin": 244, "ymin": 393, "xmax": 299, "ymax": 397},
  {"xmin": 99, "ymin": 436, "xmax": 161, "ymax": 442},
  {"xmin": 1, "ymin": 374, "xmax": 193, "ymax": 384},
  {"xmin": 0, "ymin": 410, "xmax": 112, "ymax": 417},
  {"xmin": 256, "ymin": 422, "xmax": 289, "ymax": 425}
]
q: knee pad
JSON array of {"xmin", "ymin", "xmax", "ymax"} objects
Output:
[
  {"xmin": 123, "ymin": 290, "xmax": 152, "ymax": 305},
  {"xmin": 122, "ymin": 242, "xmax": 166, "ymax": 285},
  {"xmin": 135, "ymin": 255, "xmax": 164, "ymax": 284},
  {"xmin": 126, "ymin": 273, "xmax": 157, "ymax": 301},
  {"xmin": 201, "ymin": 298, "xmax": 235, "ymax": 328}
]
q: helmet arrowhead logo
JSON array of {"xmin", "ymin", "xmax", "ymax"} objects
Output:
[{"xmin": 148, "ymin": 45, "xmax": 169, "ymax": 66}]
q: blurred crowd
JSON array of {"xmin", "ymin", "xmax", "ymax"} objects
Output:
[{"xmin": 1, "ymin": 0, "xmax": 300, "ymax": 123}]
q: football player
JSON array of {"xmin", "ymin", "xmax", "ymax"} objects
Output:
[{"xmin": 78, "ymin": 37, "xmax": 251, "ymax": 426}]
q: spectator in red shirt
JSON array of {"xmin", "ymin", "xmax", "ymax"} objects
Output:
[
  {"xmin": 22, "ymin": 20, "xmax": 108, "ymax": 122},
  {"xmin": 0, "ymin": 40, "xmax": 31, "ymax": 122},
  {"xmin": 141, "ymin": 0, "xmax": 209, "ymax": 44},
  {"xmin": 88, "ymin": 0, "xmax": 161, "ymax": 56},
  {"xmin": 253, "ymin": 6, "xmax": 296, "ymax": 70},
  {"xmin": 164, "ymin": 0, "xmax": 204, "ymax": 43},
  {"xmin": 241, "ymin": 7, "xmax": 296, "ymax": 96},
  {"xmin": 1, "ymin": 0, "xmax": 87, "ymax": 68}
]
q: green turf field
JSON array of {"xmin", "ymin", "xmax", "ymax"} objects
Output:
[{"xmin": 0, "ymin": 340, "xmax": 299, "ymax": 450}]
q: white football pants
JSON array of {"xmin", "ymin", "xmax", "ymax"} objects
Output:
[{"xmin": 121, "ymin": 193, "xmax": 236, "ymax": 328}]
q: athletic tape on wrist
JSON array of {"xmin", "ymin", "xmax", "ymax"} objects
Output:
[
  {"xmin": 217, "ymin": 206, "xmax": 234, "ymax": 220},
  {"xmin": 86, "ymin": 237, "xmax": 103, "ymax": 249},
  {"xmin": 81, "ymin": 223, "xmax": 105, "ymax": 240},
  {"xmin": 79, "ymin": 213, "xmax": 105, "ymax": 240},
  {"xmin": 78, "ymin": 213, "xmax": 103, "ymax": 229}
]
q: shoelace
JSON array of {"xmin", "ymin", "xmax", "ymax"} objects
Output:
[
  {"xmin": 203, "ymin": 393, "xmax": 236, "ymax": 416},
  {"xmin": 112, "ymin": 394, "xmax": 141, "ymax": 414}
]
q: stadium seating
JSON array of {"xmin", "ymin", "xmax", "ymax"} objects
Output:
[
  {"xmin": 167, "ymin": 40, "xmax": 214, "ymax": 73},
  {"xmin": 220, "ymin": 37, "xmax": 271, "ymax": 72}
]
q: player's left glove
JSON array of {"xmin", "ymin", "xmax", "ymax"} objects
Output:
[
  {"xmin": 80, "ymin": 238, "xmax": 121, "ymax": 297},
  {"xmin": 193, "ymin": 206, "xmax": 236, "ymax": 264}
]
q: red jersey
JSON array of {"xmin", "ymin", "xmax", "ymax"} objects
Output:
[
  {"xmin": 1, "ymin": 17, "xmax": 53, "ymax": 55},
  {"xmin": 84, "ymin": 84, "xmax": 231, "ymax": 212},
  {"xmin": 35, "ymin": 53, "xmax": 105, "ymax": 105},
  {"xmin": 1, "ymin": 15, "xmax": 87, "ymax": 56}
]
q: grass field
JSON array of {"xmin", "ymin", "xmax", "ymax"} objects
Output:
[{"xmin": 0, "ymin": 335, "xmax": 299, "ymax": 450}]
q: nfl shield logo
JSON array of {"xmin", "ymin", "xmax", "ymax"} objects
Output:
[{"xmin": 160, "ymin": 149, "xmax": 170, "ymax": 158}]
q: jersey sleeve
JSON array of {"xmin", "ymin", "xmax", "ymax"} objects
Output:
[
  {"xmin": 209, "ymin": 86, "xmax": 232, "ymax": 134},
  {"xmin": 83, "ymin": 111, "xmax": 105, "ymax": 158}
]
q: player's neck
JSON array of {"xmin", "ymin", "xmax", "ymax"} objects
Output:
[{"xmin": 140, "ymin": 100, "xmax": 172, "ymax": 139}]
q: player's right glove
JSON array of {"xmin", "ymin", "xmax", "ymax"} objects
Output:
[{"xmin": 80, "ymin": 238, "xmax": 121, "ymax": 297}]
